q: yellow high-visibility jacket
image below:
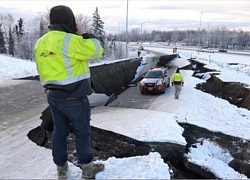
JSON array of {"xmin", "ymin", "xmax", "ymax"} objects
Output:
[
  {"xmin": 171, "ymin": 72, "xmax": 184, "ymax": 85},
  {"xmin": 34, "ymin": 31, "xmax": 103, "ymax": 86}
]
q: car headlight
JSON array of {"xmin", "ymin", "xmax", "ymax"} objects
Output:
[{"xmin": 157, "ymin": 80, "xmax": 163, "ymax": 85}]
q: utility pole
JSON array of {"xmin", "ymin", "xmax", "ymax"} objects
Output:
[
  {"xmin": 125, "ymin": 0, "xmax": 129, "ymax": 58},
  {"xmin": 199, "ymin": 12, "xmax": 203, "ymax": 51},
  {"xmin": 140, "ymin": 21, "xmax": 150, "ymax": 44}
]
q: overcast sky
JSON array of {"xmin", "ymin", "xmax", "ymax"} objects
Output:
[{"xmin": 1, "ymin": 0, "xmax": 250, "ymax": 34}]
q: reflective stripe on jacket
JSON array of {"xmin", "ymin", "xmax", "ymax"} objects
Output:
[
  {"xmin": 34, "ymin": 31, "xmax": 103, "ymax": 86},
  {"xmin": 171, "ymin": 73, "xmax": 184, "ymax": 85}
]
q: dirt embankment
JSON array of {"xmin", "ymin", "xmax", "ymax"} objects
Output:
[
  {"xmin": 188, "ymin": 58, "xmax": 250, "ymax": 110},
  {"xmin": 196, "ymin": 76, "xmax": 250, "ymax": 110}
]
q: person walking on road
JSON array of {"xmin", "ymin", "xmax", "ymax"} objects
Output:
[
  {"xmin": 34, "ymin": 5, "xmax": 104, "ymax": 179},
  {"xmin": 171, "ymin": 68, "xmax": 184, "ymax": 99},
  {"xmin": 138, "ymin": 49, "xmax": 141, "ymax": 57}
]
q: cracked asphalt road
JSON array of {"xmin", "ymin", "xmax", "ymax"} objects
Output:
[{"xmin": 0, "ymin": 80, "xmax": 47, "ymax": 130}]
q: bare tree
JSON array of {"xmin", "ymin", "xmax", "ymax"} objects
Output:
[
  {"xmin": 129, "ymin": 28, "xmax": 140, "ymax": 42},
  {"xmin": 75, "ymin": 14, "xmax": 92, "ymax": 33},
  {"xmin": 0, "ymin": 14, "xmax": 15, "ymax": 54}
]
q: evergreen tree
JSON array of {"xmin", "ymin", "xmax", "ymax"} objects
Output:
[
  {"xmin": 91, "ymin": 7, "xmax": 105, "ymax": 48},
  {"xmin": 0, "ymin": 24, "xmax": 7, "ymax": 54},
  {"xmin": 14, "ymin": 18, "xmax": 30, "ymax": 59},
  {"xmin": 15, "ymin": 18, "xmax": 24, "ymax": 36},
  {"xmin": 18, "ymin": 18, "xmax": 24, "ymax": 36},
  {"xmin": 8, "ymin": 27, "xmax": 14, "ymax": 55}
]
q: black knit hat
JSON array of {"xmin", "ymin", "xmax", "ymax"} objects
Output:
[{"xmin": 49, "ymin": 5, "xmax": 77, "ymax": 33}]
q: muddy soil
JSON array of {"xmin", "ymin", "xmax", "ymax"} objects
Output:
[
  {"xmin": 189, "ymin": 58, "xmax": 250, "ymax": 111},
  {"xmin": 180, "ymin": 123, "xmax": 250, "ymax": 177},
  {"xmin": 196, "ymin": 75, "xmax": 250, "ymax": 110}
]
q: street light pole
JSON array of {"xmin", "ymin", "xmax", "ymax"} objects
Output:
[
  {"xmin": 199, "ymin": 12, "xmax": 203, "ymax": 50},
  {"xmin": 125, "ymin": 0, "xmax": 129, "ymax": 58},
  {"xmin": 140, "ymin": 21, "xmax": 150, "ymax": 44}
]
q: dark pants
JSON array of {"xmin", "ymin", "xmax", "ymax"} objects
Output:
[{"xmin": 47, "ymin": 95, "xmax": 93, "ymax": 166}]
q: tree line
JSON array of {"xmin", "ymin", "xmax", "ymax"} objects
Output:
[
  {"xmin": 109, "ymin": 27, "xmax": 250, "ymax": 50},
  {"xmin": 0, "ymin": 8, "xmax": 250, "ymax": 61}
]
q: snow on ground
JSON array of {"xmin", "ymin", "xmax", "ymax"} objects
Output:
[
  {"xmin": 0, "ymin": 46, "xmax": 249, "ymax": 179},
  {"xmin": 95, "ymin": 152, "xmax": 170, "ymax": 179},
  {"xmin": 91, "ymin": 106, "xmax": 186, "ymax": 145},
  {"xmin": 184, "ymin": 139, "xmax": 247, "ymax": 179},
  {"xmin": 149, "ymin": 69, "xmax": 250, "ymax": 140},
  {"xmin": 0, "ymin": 54, "xmax": 38, "ymax": 82}
]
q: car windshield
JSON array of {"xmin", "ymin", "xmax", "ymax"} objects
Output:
[{"xmin": 145, "ymin": 71, "xmax": 163, "ymax": 78}]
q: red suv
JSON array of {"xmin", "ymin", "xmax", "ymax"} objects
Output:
[{"xmin": 139, "ymin": 67, "xmax": 170, "ymax": 94}]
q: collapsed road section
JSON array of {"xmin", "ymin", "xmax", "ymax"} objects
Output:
[{"xmin": 189, "ymin": 58, "xmax": 250, "ymax": 111}]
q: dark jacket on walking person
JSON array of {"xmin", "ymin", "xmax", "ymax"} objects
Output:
[
  {"xmin": 171, "ymin": 68, "xmax": 184, "ymax": 99},
  {"xmin": 34, "ymin": 5, "xmax": 104, "ymax": 179}
]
